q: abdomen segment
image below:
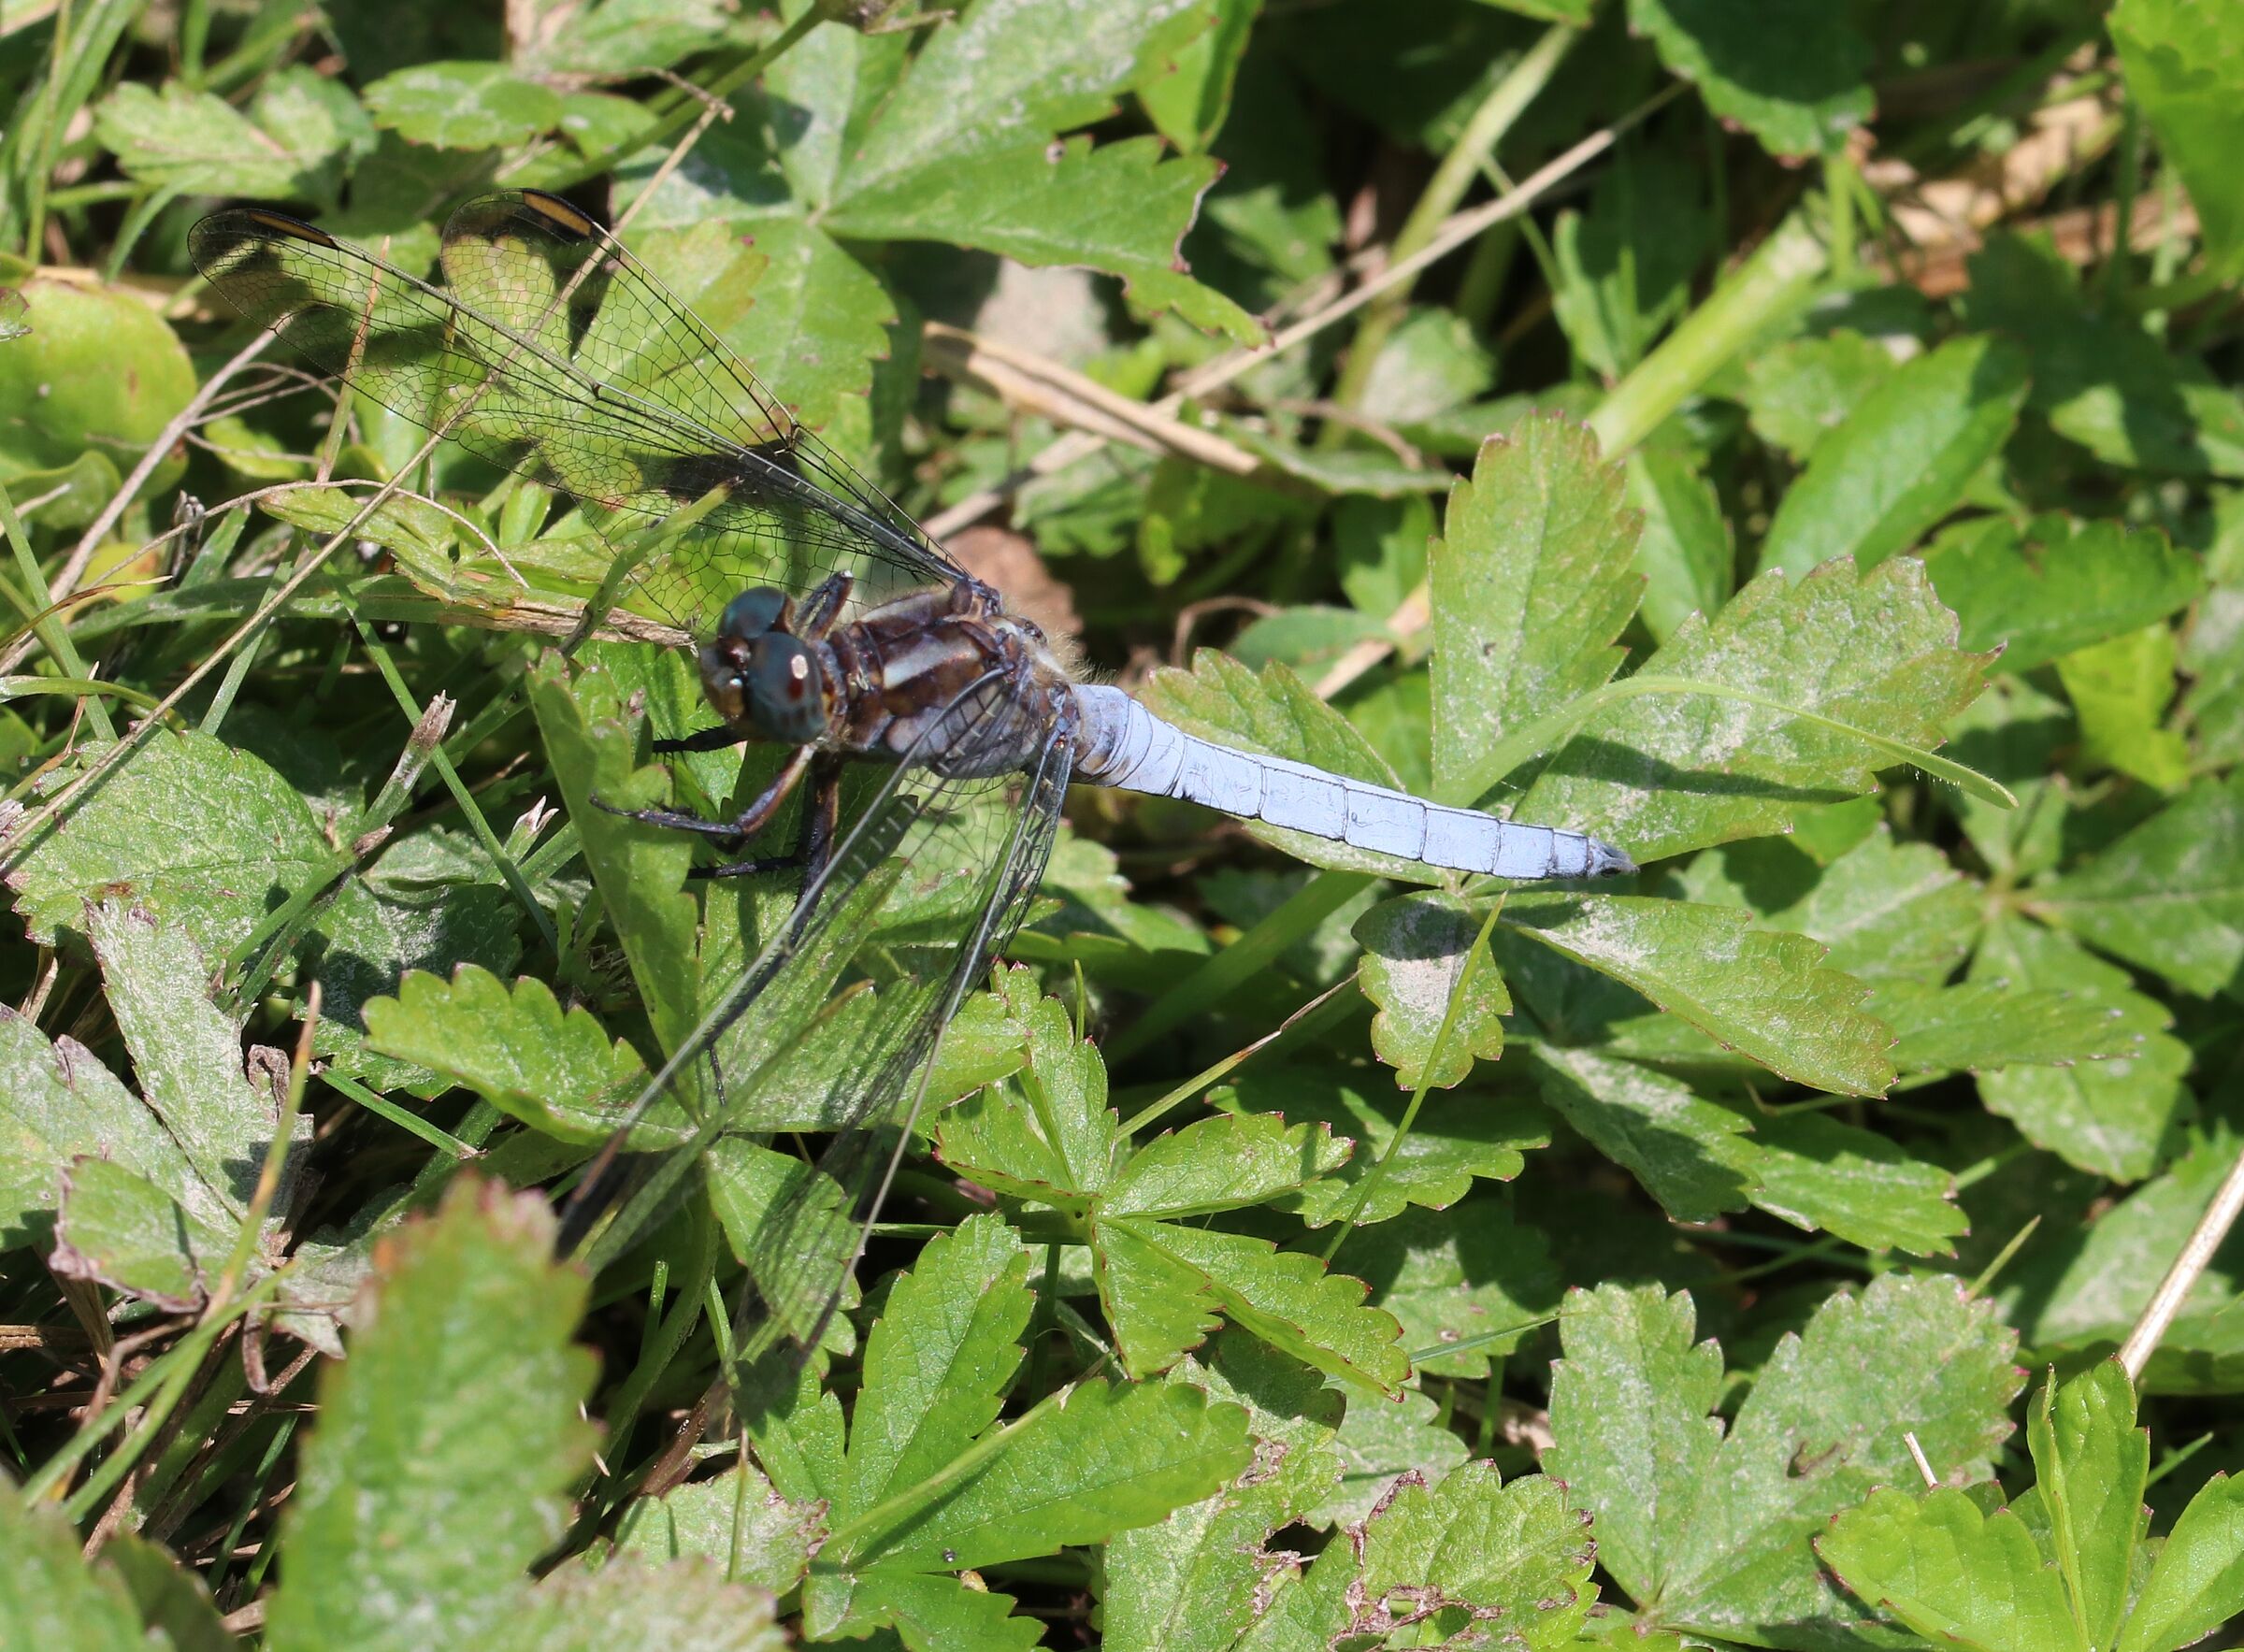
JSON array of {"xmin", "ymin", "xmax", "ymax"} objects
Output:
[{"xmin": 1070, "ymin": 685, "xmax": 1632, "ymax": 881}]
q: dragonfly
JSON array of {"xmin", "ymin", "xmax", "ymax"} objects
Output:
[{"xmin": 192, "ymin": 188, "xmax": 1633, "ymax": 1379}]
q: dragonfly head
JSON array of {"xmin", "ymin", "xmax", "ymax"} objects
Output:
[{"xmin": 700, "ymin": 586, "xmax": 832, "ymax": 743}]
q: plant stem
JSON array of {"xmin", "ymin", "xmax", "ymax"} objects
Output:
[
  {"xmin": 1319, "ymin": 899, "xmax": 1503, "ymax": 1265},
  {"xmin": 1108, "ymin": 869, "xmax": 1373, "ymax": 1063},
  {"xmin": 1587, "ymin": 210, "xmax": 1829, "ymax": 459},
  {"xmin": 1321, "ymin": 20, "xmax": 1579, "ymax": 435}
]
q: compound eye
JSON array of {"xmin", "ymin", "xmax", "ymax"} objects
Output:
[
  {"xmin": 719, "ymin": 587, "xmax": 791, "ymax": 641},
  {"xmin": 745, "ymin": 635, "xmax": 825, "ymax": 741}
]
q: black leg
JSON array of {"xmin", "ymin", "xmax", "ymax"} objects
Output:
[
  {"xmin": 698, "ymin": 758, "xmax": 841, "ymax": 882},
  {"xmin": 794, "ymin": 572, "xmax": 855, "ymax": 641},
  {"xmin": 595, "ymin": 743, "xmax": 815, "ymax": 840},
  {"xmin": 651, "ymin": 725, "xmax": 741, "ymax": 755},
  {"xmin": 798, "ymin": 756, "xmax": 842, "ymax": 884}
]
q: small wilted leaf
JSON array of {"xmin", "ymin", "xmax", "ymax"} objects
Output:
[{"xmin": 1353, "ymin": 891, "xmax": 1509, "ymax": 1089}]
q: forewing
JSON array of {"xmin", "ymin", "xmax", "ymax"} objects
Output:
[
  {"xmin": 574, "ymin": 688, "xmax": 1072, "ymax": 1366},
  {"xmin": 189, "ymin": 191, "xmax": 963, "ymax": 629}
]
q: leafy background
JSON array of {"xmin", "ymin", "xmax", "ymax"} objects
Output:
[{"xmin": 2, "ymin": 0, "xmax": 2243, "ymax": 1647}]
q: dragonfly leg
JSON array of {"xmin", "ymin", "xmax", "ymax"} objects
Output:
[
  {"xmin": 650, "ymin": 725, "xmax": 741, "ymax": 755},
  {"xmin": 695, "ymin": 755, "xmax": 841, "ymax": 881},
  {"xmin": 595, "ymin": 742, "xmax": 814, "ymax": 840},
  {"xmin": 793, "ymin": 572, "xmax": 855, "ymax": 640}
]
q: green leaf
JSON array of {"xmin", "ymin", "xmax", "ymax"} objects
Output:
[
  {"xmin": 2058, "ymin": 624, "xmax": 2194, "ymax": 791},
  {"xmin": 1746, "ymin": 1108, "xmax": 1964, "ymax": 1257},
  {"xmin": 1756, "ymin": 334, "xmax": 2029, "ymax": 579},
  {"xmin": 832, "ymin": 1373, "xmax": 1252, "ymax": 1575},
  {"xmin": 609, "ymin": 1460, "xmax": 822, "ymax": 1597},
  {"xmin": 2007, "ymin": 1135, "xmax": 2242, "ymax": 1355},
  {"xmin": 1107, "ymin": 1219, "xmax": 1410, "ymax": 1392},
  {"xmin": 1515, "ymin": 556, "xmax": 1992, "ymax": 863},
  {"xmin": 2029, "ymin": 1359, "xmax": 2146, "ymax": 1652},
  {"xmin": 836, "ymin": 1214, "xmax": 1035, "ymax": 1531},
  {"xmin": 1135, "ymin": 0, "xmax": 1260, "ymax": 154},
  {"xmin": 1550, "ymin": 152, "xmax": 1705, "ymax": 379},
  {"xmin": 3, "ymin": 729, "xmax": 336, "ymax": 960},
  {"xmin": 2118, "ymin": 1471, "xmax": 2244, "ymax": 1652},
  {"xmin": 1353, "ymin": 892, "xmax": 1509, "ymax": 1089},
  {"xmin": 1100, "ymin": 1336, "xmax": 1345, "ymax": 1652},
  {"xmin": 2112, "ymin": 0, "xmax": 2244, "ymax": 277},
  {"xmin": 638, "ymin": 217, "xmax": 894, "ymax": 434},
  {"xmin": 814, "ymin": 1568, "xmax": 1043, "ymax": 1650},
  {"xmin": 1521, "ymin": 1036, "xmax": 1956, "ymax": 1252},
  {"xmin": 266, "ymin": 1178, "xmax": 599, "ymax": 1652},
  {"xmin": 1430, "ymin": 416, "xmax": 1641, "ymax": 802},
  {"xmin": 1925, "ymin": 514, "xmax": 2206, "ymax": 675},
  {"xmin": 820, "ymin": 0, "xmax": 1251, "ymax": 339},
  {"xmin": 94, "ymin": 78, "xmax": 358, "ymax": 201},
  {"xmin": 1310, "ymin": 1380, "xmax": 1468, "ymax": 1530},
  {"xmin": 1356, "ymin": 1463, "xmax": 1598, "ymax": 1645},
  {"xmin": 494, "ymin": 1562, "xmax": 786, "ymax": 1652},
  {"xmin": 936, "ymin": 985, "xmax": 1117, "ymax": 1206},
  {"xmin": 526, "ymin": 653, "xmax": 701, "ymax": 1056},
  {"xmin": 2069, "ymin": 638, "xmax": 2183, "ymax": 798},
  {"xmin": 1962, "ymin": 233, "xmax": 2244, "ymax": 477},
  {"xmin": 1105, "ymin": 1112, "xmax": 1349, "ymax": 1219},
  {"xmin": 0, "ymin": 995, "xmax": 202, "ymax": 1254},
  {"xmin": 1626, "ymin": 447, "xmax": 1733, "ymax": 644},
  {"xmin": 2182, "ymin": 537, "xmax": 2244, "ymax": 769},
  {"xmin": 1627, "ymin": 0, "xmax": 1873, "ymax": 158},
  {"xmin": 1544, "ymin": 1285, "xmax": 1723, "ymax": 1605},
  {"xmin": 362, "ymin": 61, "xmax": 565, "ymax": 149},
  {"xmin": 1740, "ymin": 329, "xmax": 1899, "ymax": 463},
  {"xmin": 85, "ymin": 901, "xmax": 299, "ymax": 1223},
  {"xmin": 1518, "ymin": 1042, "xmax": 1756, "ymax": 1224},
  {"xmin": 309, "ymin": 871, "xmax": 525, "ymax": 1092},
  {"xmin": 1817, "ymin": 1486, "xmax": 2087, "ymax": 1652},
  {"xmin": 1357, "ymin": 310, "xmax": 1496, "ymax": 426},
  {"xmin": 517, "ymin": 0, "xmax": 744, "ymax": 77},
  {"xmin": 362, "ymin": 966, "xmax": 666, "ymax": 1145},
  {"xmin": 1945, "ymin": 675, "xmax": 2073, "ymax": 881},
  {"xmin": 52, "ymin": 1155, "xmax": 230, "ymax": 1310},
  {"xmin": 1243, "ymin": 1066, "xmax": 1544, "ymax": 1228},
  {"xmin": 1684, "ymin": 826, "xmax": 1983, "ymax": 984},
  {"xmin": 1970, "ymin": 915, "xmax": 2189, "ymax": 1184},
  {"xmin": 0, "ymin": 1471, "xmax": 149, "ymax": 1651},
  {"xmin": 99, "ymin": 1534, "xmax": 234, "ymax": 1652},
  {"xmin": 1502, "ymin": 894, "xmax": 1896, "ymax": 1096},
  {"xmin": 2035, "ymin": 771, "xmax": 2244, "ymax": 998},
  {"xmin": 1095, "ymin": 1216, "xmax": 1227, "ymax": 1376},
  {"xmin": 1347, "ymin": 1199, "xmax": 1561, "ymax": 1377},
  {"xmin": 1550, "ymin": 1275, "xmax": 2022, "ymax": 1645},
  {"xmin": 1877, "ymin": 979, "xmax": 2148, "ymax": 1078},
  {"xmin": 0, "ymin": 277, "xmax": 196, "ymax": 491},
  {"xmin": 701, "ymin": 1138, "xmax": 860, "ymax": 1355}
]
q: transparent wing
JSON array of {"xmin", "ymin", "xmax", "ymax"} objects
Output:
[
  {"xmin": 189, "ymin": 190, "xmax": 966, "ymax": 631},
  {"xmin": 571, "ymin": 681, "xmax": 1073, "ymax": 1369}
]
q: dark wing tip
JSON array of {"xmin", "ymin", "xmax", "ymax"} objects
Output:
[
  {"xmin": 190, "ymin": 208, "xmax": 334, "ymax": 264},
  {"xmin": 514, "ymin": 189, "xmax": 600, "ymax": 240}
]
